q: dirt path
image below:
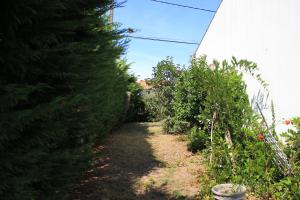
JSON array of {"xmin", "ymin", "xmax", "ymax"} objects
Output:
[{"xmin": 69, "ymin": 122, "xmax": 204, "ymax": 200}]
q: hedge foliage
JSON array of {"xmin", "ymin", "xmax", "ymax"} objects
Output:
[
  {"xmin": 0, "ymin": 1, "xmax": 130, "ymax": 199},
  {"xmin": 145, "ymin": 57, "xmax": 181, "ymax": 123},
  {"xmin": 147, "ymin": 56, "xmax": 300, "ymax": 199}
]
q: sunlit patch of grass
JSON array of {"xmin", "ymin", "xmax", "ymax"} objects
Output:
[{"xmin": 144, "ymin": 178, "xmax": 156, "ymax": 191}]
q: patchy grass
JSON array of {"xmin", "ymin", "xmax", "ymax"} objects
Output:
[
  {"xmin": 133, "ymin": 122, "xmax": 204, "ymax": 199},
  {"xmin": 69, "ymin": 122, "xmax": 204, "ymax": 200}
]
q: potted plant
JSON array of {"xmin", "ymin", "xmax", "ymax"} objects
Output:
[{"xmin": 211, "ymin": 183, "xmax": 246, "ymax": 200}]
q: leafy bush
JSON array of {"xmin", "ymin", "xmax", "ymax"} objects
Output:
[
  {"xmin": 271, "ymin": 117, "xmax": 300, "ymax": 199},
  {"xmin": 146, "ymin": 57, "xmax": 181, "ymax": 123},
  {"xmin": 125, "ymin": 69, "xmax": 145, "ymax": 122},
  {"xmin": 143, "ymin": 94, "xmax": 164, "ymax": 121},
  {"xmin": 188, "ymin": 128, "xmax": 208, "ymax": 152},
  {"xmin": 282, "ymin": 117, "xmax": 300, "ymax": 164},
  {"xmin": 163, "ymin": 116, "xmax": 190, "ymax": 133},
  {"xmin": 150, "ymin": 56, "xmax": 299, "ymax": 198},
  {"xmin": 183, "ymin": 58, "xmax": 299, "ymax": 199},
  {"xmin": 172, "ymin": 58, "xmax": 209, "ymax": 129},
  {"xmin": 126, "ymin": 82, "xmax": 145, "ymax": 122}
]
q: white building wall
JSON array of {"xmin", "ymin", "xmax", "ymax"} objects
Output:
[{"xmin": 195, "ymin": 0, "xmax": 300, "ymax": 126}]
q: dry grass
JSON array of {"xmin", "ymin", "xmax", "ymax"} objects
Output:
[
  {"xmin": 134, "ymin": 123, "xmax": 203, "ymax": 199},
  {"xmin": 69, "ymin": 122, "xmax": 204, "ymax": 200}
]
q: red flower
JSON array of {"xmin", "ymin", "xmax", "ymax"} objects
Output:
[
  {"xmin": 257, "ymin": 133, "xmax": 264, "ymax": 141},
  {"xmin": 284, "ymin": 119, "xmax": 291, "ymax": 125}
]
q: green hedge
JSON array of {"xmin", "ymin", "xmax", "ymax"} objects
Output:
[
  {"xmin": 148, "ymin": 57, "xmax": 300, "ymax": 198},
  {"xmin": 0, "ymin": 1, "xmax": 129, "ymax": 199}
]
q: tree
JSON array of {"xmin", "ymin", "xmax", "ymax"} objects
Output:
[
  {"xmin": 149, "ymin": 57, "xmax": 181, "ymax": 118},
  {"xmin": 0, "ymin": 1, "xmax": 129, "ymax": 199}
]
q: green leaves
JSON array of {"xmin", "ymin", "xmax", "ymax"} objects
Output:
[
  {"xmin": 0, "ymin": 0, "xmax": 130, "ymax": 199},
  {"xmin": 188, "ymin": 128, "xmax": 208, "ymax": 152},
  {"xmin": 147, "ymin": 57, "xmax": 181, "ymax": 122},
  {"xmin": 149, "ymin": 56, "xmax": 300, "ymax": 198}
]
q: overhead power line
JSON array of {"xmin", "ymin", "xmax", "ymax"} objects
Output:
[
  {"xmin": 126, "ymin": 35, "xmax": 199, "ymax": 45},
  {"xmin": 150, "ymin": 0, "xmax": 216, "ymax": 13}
]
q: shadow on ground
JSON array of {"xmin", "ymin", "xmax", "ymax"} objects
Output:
[{"xmin": 68, "ymin": 122, "xmax": 196, "ymax": 200}]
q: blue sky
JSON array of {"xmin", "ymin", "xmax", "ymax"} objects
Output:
[{"xmin": 114, "ymin": 0, "xmax": 221, "ymax": 79}]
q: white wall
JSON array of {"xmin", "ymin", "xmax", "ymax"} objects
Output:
[{"xmin": 196, "ymin": 0, "xmax": 300, "ymax": 126}]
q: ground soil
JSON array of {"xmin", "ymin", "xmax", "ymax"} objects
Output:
[{"xmin": 69, "ymin": 122, "xmax": 204, "ymax": 200}]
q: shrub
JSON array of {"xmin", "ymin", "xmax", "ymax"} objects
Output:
[
  {"xmin": 147, "ymin": 57, "xmax": 181, "ymax": 121},
  {"xmin": 173, "ymin": 57, "xmax": 209, "ymax": 129},
  {"xmin": 152, "ymin": 56, "xmax": 299, "ymax": 198},
  {"xmin": 188, "ymin": 128, "xmax": 208, "ymax": 152},
  {"xmin": 282, "ymin": 117, "xmax": 300, "ymax": 164},
  {"xmin": 125, "ymin": 72, "xmax": 145, "ymax": 122},
  {"xmin": 0, "ymin": 1, "xmax": 130, "ymax": 199},
  {"xmin": 143, "ymin": 95, "xmax": 164, "ymax": 121},
  {"xmin": 272, "ymin": 117, "xmax": 300, "ymax": 199},
  {"xmin": 171, "ymin": 57, "xmax": 256, "ymax": 138},
  {"xmin": 163, "ymin": 116, "xmax": 190, "ymax": 133}
]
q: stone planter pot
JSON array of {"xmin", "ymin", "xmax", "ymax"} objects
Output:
[{"xmin": 211, "ymin": 183, "xmax": 246, "ymax": 200}]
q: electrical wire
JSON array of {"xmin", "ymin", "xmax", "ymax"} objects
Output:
[
  {"xmin": 125, "ymin": 35, "xmax": 199, "ymax": 45},
  {"xmin": 150, "ymin": 0, "xmax": 216, "ymax": 13}
]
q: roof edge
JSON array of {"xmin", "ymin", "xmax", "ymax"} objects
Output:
[{"xmin": 194, "ymin": 0, "xmax": 224, "ymax": 56}]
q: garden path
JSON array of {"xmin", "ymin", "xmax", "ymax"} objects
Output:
[{"xmin": 69, "ymin": 122, "xmax": 204, "ymax": 200}]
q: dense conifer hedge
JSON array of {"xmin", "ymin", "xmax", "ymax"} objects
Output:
[{"xmin": 0, "ymin": 1, "xmax": 129, "ymax": 199}]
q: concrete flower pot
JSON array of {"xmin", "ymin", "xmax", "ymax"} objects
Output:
[{"xmin": 211, "ymin": 183, "xmax": 246, "ymax": 200}]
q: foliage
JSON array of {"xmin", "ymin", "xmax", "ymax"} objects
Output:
[
  {"xmin": 282, "ymin": 117, "xmax": 300, "ymax": 164},
  {"xmin": 163, "ymin": 116, "xmax": 190, "ymax": 134},
  {"xmin": 176, "ymin": 57, "xmax": 277, "ymax": 197},
  {"xmin": 147, "ymin": 57, "xmax": 181, "ymax": 121},
  {"xmin": 272, "ymin": 117, "xmax": 300, "ymax": 199},
  {"xmin": 0, "ymin": 1, "xmax": 130, "ymax": 199},
  {"xmin": 172, "ymin": 57, "xmax": 255, "ymax": 136},
  {"xmin": 126, "ymin": 73, "xmax": 145, "ymax": 122},
  {"xmin": 188, "ymin": 128, "xmax": 207, "ymax": 152},
  {"xmin": 143, "ymin": 96, "xmax": 162, "ymax": 121},
  {"xmin": 185, "ymin": 58, "xmax": 299, "ymax": 199},
  {"xmin": 172, "ymin": 57, "xmax": 209, "ymax": 131},
  {"xmin": 149, "ymin": 56, "xmax": 300, "ymax": 199}
]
